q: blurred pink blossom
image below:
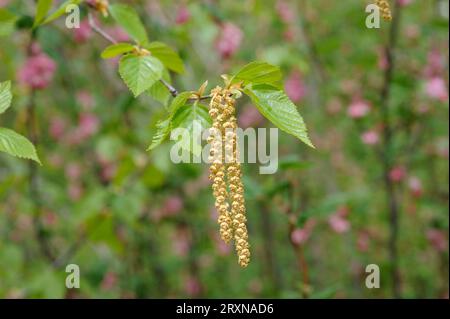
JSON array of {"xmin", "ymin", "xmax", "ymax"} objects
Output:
[
  {"xmin": 424, "ymin": 49, "xmax": 445, "ymax": 78},
  {"xmin": 408, "ymin": 176, "xmax": 423, "ymax": 197},
  {"xmin": 415, "ymin": 103, "xmax": 430, "ymax": 114},
  {"xmin": 17, "ymin": 215, "xmax": 33, "ymax": 232},
  {"xmin": 426, "ymin": 229, "xmax": 448, "ymax": 252},
  {"xmin": 425, "ymin": 77, "xmax": 448, "ymax": 102},
  {"xmin": 106, "ymin": 26, "xmax": 130, "ymax": 42},
  {"xmin": 328, "ymin": 207, "xmax": 350, "ymax": 234},
  {"xmin": 283, "ymin": 27, "xmax": 296, "ymax": 42},
  {"xmin": 183, "ymin": 171, "xmax": 210, "ymax": 197},
  {"xmin": 76, "ymin": 90, "xmax": 95, "ymax": 110},
  {"xmin": 184, "ymin": 276, "xmax": 201, "ymax": 297},
  {"xmin": 378, "ymin": 48, "xmax": 389, "ymax": 70},
  {"xmin": 73, "ymin": 19, "xmax": 92, "ymax": 43},
  {"xmin": 172, "ymin": 227, "xmax": 191, "ymax": 257},
  {"xmin": 347, "ymin": 100, "xmax": 370, "ymax": 119},
  {"xmin": 214, "ymin": 233, "xmax": 231, "ymax": 256},
  {"xmin": 101, "ymin": 271, "xmax": 118, "ymax": 291},
  {"xmin": 68, "ymin": 182, "xmax": 83, "ymax": 200},
  {"xmin": 291, "ymin": 219, "xmax": 316, "ymax": 246},
  {"xmin": 217, "ymin": 240, "xmax": 231, "ymax": 256},
  {"xmin": 65, "ymin": 130, "xmax": 84, "ymax": 145},
  {"xmin": 357, "ymin": 231, "xmax": 370, "ymax": 252},
  {"xmin": 101, "ymin": 165, "xmax": 116, "ymax": 182},
  {"xmin": 435, "ymin": 138, "xmax": 449, "ymax": 159},
  {"xmin": 0, "ymin": 0, "xmax": 10, "ymax": 7},
  {"xmin": 49, "ymin": 117, "xmax": 67, "ymax": 141},
  {"xmin": 276, "ymin": 0, "xmax": 295, "ymax": 23},
  {"xmin": 404, "ymin": 24, "xmax": 420, "ymax": 40},
  {"xmin": 238, "ymin": 105, "xmax": 265, "ymax": 128},
  {"xmin": 30, "ymin": 42, "xmax": 42, "ymax": 55},
  {"xmin": 175, "ymin": 5, "xmax": 190, "ymax": 25},
  {"xmin": 398, "ymin": 0, "xmax": 413, "ymax": 7},
  {"xmin": 97, "ymin": 157, "xmax": 116, "ymax": 183},
  {"xmin": 78, "ymin": 113, "xmax": 100, "ymax": 139},
  {"xmin": 42, "ymin": 211, "xmax": 58, "ymax": 227},
  {"xmin": 210, "ymin": 206, "xmax": 219, "ymax": 222},
  {"xmin": 389, "ymin": 166, "xmax": 406, "ymax": 183},
  {"xmin": 65, "ymin": 162, "xmax": 82, "ymax": 181},
  {"xmin": 162, "ymin": 196, "xmax": 184, "ymax": 216},
  {"xmin": 326, "ymin": 98, "xmax": 342, "ymax": 115},
  {"xmin": 361, "ymin": 130, "xmax": 380, "ymax": 145},
  {"xmin": 285, "ymin": 70, "xmax": 306, "ymax": 103},
  {"xmin": 149, "ymin": 208, "xmax": 164, "ymax": 222},
  {"xmin": 215, "ymin": 22, "xmax": 243, "ymax": 59},
  {"xmin": 248, "ymin": 279, "xmax": 263, "ymax": 295},
  {"xmin": 340, "ymin": 79, "xmax": 358, "ymax": 95},
  {"xmin": 18, "ymin": 49, "xmax": 56, "ymax": 90}
]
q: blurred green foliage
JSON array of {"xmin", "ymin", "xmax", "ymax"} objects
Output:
[{"xmin": 0, "ymin": 0, "xmax": 448, "ymax": 298}]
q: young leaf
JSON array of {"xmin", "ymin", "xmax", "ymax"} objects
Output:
[
  {"xmin": 0, "ymin": 128, "xmax": 41, "ymax": 164},
  {"xmin": 171, "ymin": 102, "xmax": 212, "ymax": 156},
  {"xmin": 0, "ymin": 81, "xmax": 12, "ymax": 114},
  {"xmin": 148, "ymin": 69, "xmax": 171, "ymax": 106},
  {"xmin": 147, "ymin": 118, "xmax": 171, "ymax": 151},
  {"xmin": 34, "ymin": 0, "xmax": 53, "ymax": 27},
  {"xmin": 118, "ymin": 54, "xmax": 163, "ymax": 97},
  {"xmin": 0, "ymin": 9, "xmax": 18, "ymax": 37},
  {"xmin": 101, "ymin": 43, "xmax": 134, "ymax": 59},
  {"xmin": 145, "ymin": 42, "xmax": 185, "ymax": 74},
  {"xmin": 109, "ymin": 4, "xmax": 148, "ymax": 45},
  {"xmin": 168, "ymin": 91, "xmax": 193, "ymax": 115},
  {"xmin": 231, "ymin": 61, "xmax": 282, "ymax": 86},
  {"xmin": 147, "ymin": 91, "xmax": 193, "ymax": 150},
  {"xmin": 244, "ymin": 84, "xmax": 314, "ymax": 148},
  {"xmin": 42, "ymin": 0, "xmax": 82, "ymax": 25}
]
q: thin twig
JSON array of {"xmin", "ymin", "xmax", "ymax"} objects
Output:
[
  {"xmin": 88, "ymin": 12, "xmax": 117, "ymax": 44},
  {"xmin": 160, "ymin": 78, "xmax": 178, "ymax": 97},
  {"xmin": 187, "ymin": 94, "xmax": 212, "ymax": 103},
  {"xmin": 379, "ymin": 0, "xmax": 402, "ymax": 298},
  {"xmin": 87, "ymin": 11, "xmax": 182, "ymax": 98},
  {"xmin": 27, "ymin": 87, "xmax": 56, "ymax": 263}
]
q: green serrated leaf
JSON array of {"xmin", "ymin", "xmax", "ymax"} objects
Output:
[
  {"xmin": 119, "ymin": 54, "xmax": 163, "ymax": 97},
  {"xmin": 101, "ymin": 43, "xmax": 134, "ymax": 59},
  {"xmin": 0, "ymin": 9, "xmax": 18, "ymax": 37},
  {"xmin": 244, "ymin": 84, "xmax": 314, "ymax": 148},
  {"xmin": 34, "ymin": 0, "xmax": 53, "ymax": 27},
  {"xmin": 148, "ymin": 69, "xmax": 171, "ymax": 106},
  {"xmin": 42, "ymin": 0, "xmax": 82, "ymax": 25},
  {"xmin": 0, "ymin": 81, "xmax": 12, "ymax": 114},
  {"xmin": 0, "ymin": 128, "xmax": 41, "ymax": 164},
  {"xmin": 145, "ymin": 41, "xmax": 185, "ymax": 74},
  {"xmin": 231, "ymin": 61, "xmax": 282, "ymax": 86},
  {"xmin": 109, "ymin": 4, "xmax": 148, "ymax": 45},
  {"xmin": 147, "ymin": 91, "xmax": 193, "ymax": 150},
  {"xmin": 171, "ymin": 102, "xmax": 211, "ymax": 156},
  {"xmin": 148, "ymin": 118, "xmax": 171, "ymax": 151},
  {"xmin": 168, "ymin": 91, "xmax": 193, "ymax": 114}
]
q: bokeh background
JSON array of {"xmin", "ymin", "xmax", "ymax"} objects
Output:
[{"xmin": 0, "ymin": 0, "xmax": 448, "ymax": 298}]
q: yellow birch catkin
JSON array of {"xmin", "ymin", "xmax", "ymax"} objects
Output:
[
  {"xmin": 376, "ymin": 0, "xmax": 392, "ymax": 21},
  {"xmin": 208, "ymin": 86, "xmax": 250, "ymax": 267},
  {"xmin": 208, "ymin": 87, "xmax": 233, "ymax": 244}
]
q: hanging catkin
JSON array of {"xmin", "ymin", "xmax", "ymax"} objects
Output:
[
  {"xmin": 375, "ymin": 0, "xmax": 392, "ymax": 21},
  {"xmin": 208, "ymin": 87, "xmax": 233, "ymax": 244},
  {"xmin": 208, "ymin": 86, "xmax": 250, "ymax": 267}
]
